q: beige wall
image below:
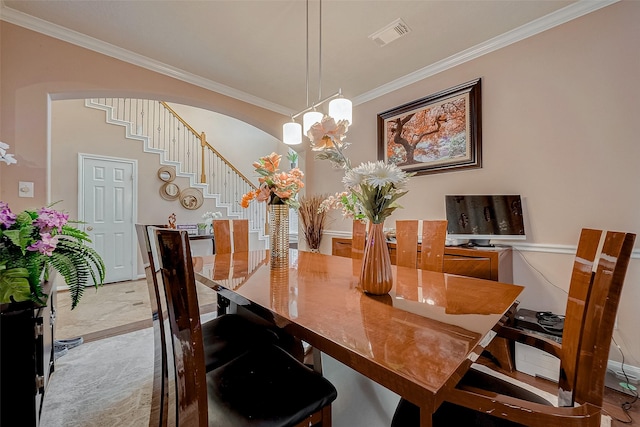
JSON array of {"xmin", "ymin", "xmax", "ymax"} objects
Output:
[
  {"xmin": 307, "ymin": 1, "xmax": 640, "ymax": 366},
  {"xmin": 310, "ymin": 1, "xmax": 639, "ymax": 243},
  {"xmin": 2, "ymin": 2, "xmax": 638, "ymax": 365},
  {"xmin": 0, "ymin": 21, "xmax": 286, "ymax": 210}
]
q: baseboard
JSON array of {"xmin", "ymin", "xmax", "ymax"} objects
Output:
[{"xmin": 606, "ymin": 360, "xmax": 640, "ymax": 395}]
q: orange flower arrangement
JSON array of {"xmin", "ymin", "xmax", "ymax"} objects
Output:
[{"xmin": 241, "ymin": 152, "xmax": 304, "ymax": 209}]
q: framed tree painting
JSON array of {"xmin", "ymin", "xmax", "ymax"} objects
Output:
[{"xmin": 377, "ymin": 78, "xmax": 482, "ymax": 176}]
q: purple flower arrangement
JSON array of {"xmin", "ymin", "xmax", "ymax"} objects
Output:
[{"xmin": 0, "ymin": 202, "xmax": 105, "ymax": 308}]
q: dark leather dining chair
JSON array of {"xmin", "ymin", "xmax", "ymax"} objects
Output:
[
  {"xmin": 153, "ymin": 228, "xmax": 338, "ymax": 427},
  {"xmin": 136, "ymin": 225, "xmax": 281, "ymax": 375},
  {"xmin": 391, "ymin": 228, "xmax": 635, "ymax": 427}
]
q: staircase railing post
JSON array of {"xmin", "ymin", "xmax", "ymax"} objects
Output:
[{"xmin": 200, "ymin": 131, "xmax": 207, "ymax": 184}]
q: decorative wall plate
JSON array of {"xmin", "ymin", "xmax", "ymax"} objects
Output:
[
  {"xmin": 157, "ymin": 166, "xmax": 176, "ymax": 182},
  {"xmin": 179, "ymin": 188, "xmax": 203, "ymax": 210},
  {"xmin": 160, "ymin": 182, "xmax": 180, "ymax": 201}
]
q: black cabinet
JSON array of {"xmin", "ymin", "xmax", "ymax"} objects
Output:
[{"xmin": 0, "ymin": 278, "xmax": 56, "ymax": 427}]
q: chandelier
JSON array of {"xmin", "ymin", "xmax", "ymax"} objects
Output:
[{"xmin": 283, "ymin": 0, "xmax": 352, "ymax": 146}]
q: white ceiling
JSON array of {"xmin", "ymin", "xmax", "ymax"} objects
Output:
[{"xmin": 1, "ymin": 0, "xmax": 615, "ymax": 115}]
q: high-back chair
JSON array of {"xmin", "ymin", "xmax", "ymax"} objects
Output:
[
  {"xmin": 211, "ymin": 218, "xmax": 249, "ymax": 314},
  {"xmin": 391, "ymin": 229, "xmax": 636, "ymax": 427},
  {"xmin": 351, "ymin": 220, "xmax": 367, "ymax": 259},
  {"xmin": 396, "ymin": 220, "xmax": 419, "ymax": 268},
  {"xmin": 138, "ymin": 225, "xmax": 309, "ymax": 421},
  {"xmin": 212, "ymin": 219, "xmax": 232, "ymax": 254},
  {"xmin": 232, "ymin": 219, "xmax": 249, "ymax": 252},
  {"xmin": 396, "ymin": 220, "xmax": 447, "ymax": 271},
  {"xmin": 212, "ymin": 219, "xmax": 249, "ymax": 254},
  {"xmin": 135, "ymin": 224, "xmax": 170, "ymax": 427},
  {"xmin": 419, "ymin": 220, "xmax": 448, "ymax": 272},
  {"xmin": 153, "ymin": 228, "xmax": 337, "ymax": 426},
  {"xmin": 137, "ymin": 224, "xmax": 278, "ymax": 426}
]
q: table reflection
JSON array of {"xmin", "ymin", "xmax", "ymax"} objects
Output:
[
  {"xmin": 196, "ymin": 251, "xmax": 269, "ymax": 289},
  {"xmin": 270, "ymin": 266, "xmax": 294, "ymax": 317},
  {"xmin": 194, "ymin": 250, "xmax": 520, "ymax": 332},
  {"xmin": 194, "ymin": 250, "xmax": 523, "ymax": 395}
]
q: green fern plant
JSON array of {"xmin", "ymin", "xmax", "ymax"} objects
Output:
[
  {"xmin": 47, "ymin": 228, "xmax": 105, "ymax": 309},
  {"xmin": 0, "ymin": 202, "xmax": 105, "ymax": 309}
]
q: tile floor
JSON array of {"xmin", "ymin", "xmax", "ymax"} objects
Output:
[
  {"xmin": 55, "ymin": 278, "xmax": 217, "ymax": 341},
  {"xmin": 42, "ymin": 279, "xmax": 218, "ymax": 427}
]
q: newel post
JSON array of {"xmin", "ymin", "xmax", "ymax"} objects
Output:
[{"xmin": 200, "ymin": 131, "xmax": 207, "ymax": 183}]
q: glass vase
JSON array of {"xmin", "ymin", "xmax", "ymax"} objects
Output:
[
  {"xmin": 269, "ymin": 204, "xmax": 289, "ymax": 268},
  {"xmin": 359, "ymin": 222, "xmax": 393, "ymax": 295}
]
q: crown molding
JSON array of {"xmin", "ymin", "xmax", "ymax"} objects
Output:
[
  {"xmin": 0, "ymin": 4, "xmax": 293, "ymax": 116},
  {"xmin": 353, "ymin": 0, "xmax": 619, "ymax": 106},
  {"xmin": 1, "ymin": 0, "xmax": 618, "ymax": 112}
]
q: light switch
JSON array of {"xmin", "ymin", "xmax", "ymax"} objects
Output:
[{"xmin": 19, "ymin": 181, "xmax": 34, "ymax": 198}]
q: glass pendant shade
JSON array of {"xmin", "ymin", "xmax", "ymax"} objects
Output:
[
  {"xmin": 329, "ymin": 97, "xmax": 352, "ymax": 124},
  {"xmin": 303, "ymin": 111, "xmax": 324, "ymax": 135},
  {"xmin": 283, "ymin": 122, "xmax": 302, "ymax": 145}
]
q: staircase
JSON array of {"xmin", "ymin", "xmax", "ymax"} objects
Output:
[{"xmin": 85, "ymin": 98, "xmax": 268, "ymax": 244}]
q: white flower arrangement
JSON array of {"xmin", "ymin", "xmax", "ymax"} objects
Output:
[
  {"xmin": 318, "ymin": 191, "xmax": 365, "ymax": 221},
  {"xmin": 342, "ymin": 161, "xmax": 412, "ymax": 224},
  {"xmin": 308, "ymin": 116, "xmax": 351, "ymax": 170},
  {"xmin": 0, "ymin": 142, "xmax": 17, "ymax": 165},
  {"xmin": 202, "ymin": 211, "xmax": 222, "ymax": 221},
  {"xmin": 310, "ymin": 115, "xmax": 414, "ymax": 224}
]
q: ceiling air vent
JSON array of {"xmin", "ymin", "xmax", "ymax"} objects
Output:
[{"xmin": 368, "ymin": 18, "xmax": 411, "ymax": 47}]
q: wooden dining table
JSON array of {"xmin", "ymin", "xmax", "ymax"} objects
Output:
[{"xmin": 193, "ymin": 249, "xmax": 524, "ymax": 427}]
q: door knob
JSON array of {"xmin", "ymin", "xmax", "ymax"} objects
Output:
[{"xmin": 86, "ymin": 226, "xmax": 94, "ymax": 231}]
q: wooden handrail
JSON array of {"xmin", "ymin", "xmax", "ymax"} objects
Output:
[
  {"xmin": 159, "ymin": 101, "xmax": 200, "ymax": 135},
  {"xmin": 160, "ymin": 101, "xmax": 256, "ymax": 189}
]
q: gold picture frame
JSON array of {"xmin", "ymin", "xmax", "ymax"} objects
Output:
[
  {"xmin": 159, "ymin": 182, "xmax": 180, "ymax": 201},
  {"xmin": 179, "ymin": 188, "xmax": 204, "ymax": 210},
  {"xmin": 157, "ymin": 166, "xmax": 176, "ymax": 182}
]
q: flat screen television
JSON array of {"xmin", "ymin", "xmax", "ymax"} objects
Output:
[{"xmin": 445, "ymin": 195, "xmax": 526, "ymax": 247}]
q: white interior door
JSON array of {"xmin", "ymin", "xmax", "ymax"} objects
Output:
[{"xmin": 79, "ymin": 154, "xmax": 137, "ymax": 284}]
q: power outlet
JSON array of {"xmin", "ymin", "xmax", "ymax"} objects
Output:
[{"xmin": 18, "ymin": 181, "xmax": 34, "ymax": 198}]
